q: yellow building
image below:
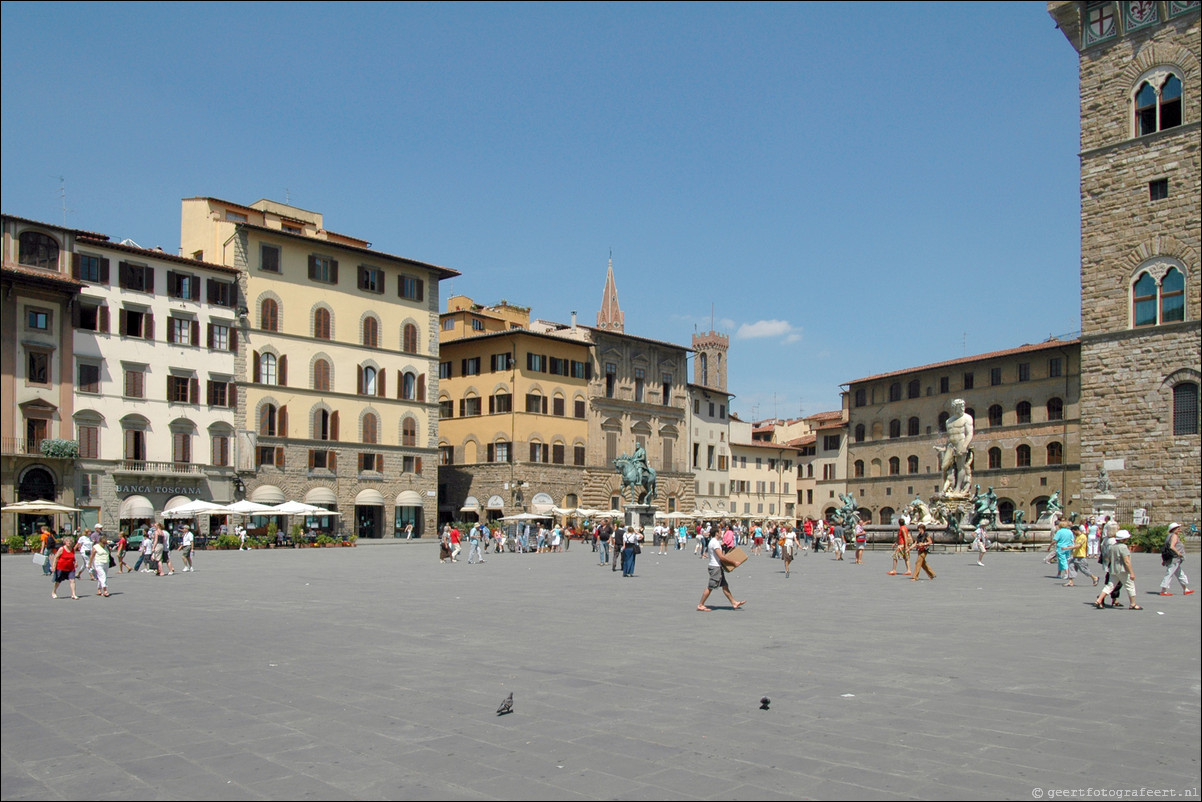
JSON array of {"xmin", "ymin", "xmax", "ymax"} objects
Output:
[
  {"xmin": 437, "ymin": 297, "xmax": 591, "ymax": 521},
  {"xmin": 180, "ymin": 197, "xmax": 459, "ymax": 538}
]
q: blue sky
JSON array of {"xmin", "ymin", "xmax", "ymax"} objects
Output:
[{"xmin": 1, "ymin": 1, "xmax": 1082, "ymax": 418}]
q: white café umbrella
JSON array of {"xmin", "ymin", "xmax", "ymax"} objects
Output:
[
  {"xmin": 271, "ymin": 500, "xmax": 338, "ymax": 516},
  {"xmin": 219, "ymin": 500, "xmax": 278, "ymax": 515},
  {"xmin": 162, "ymin": 499, "xmax": 225, "ymax": 519},
  {"xmin": 2, "ymin": 499, "xmax": 81, "ymax": 514}
]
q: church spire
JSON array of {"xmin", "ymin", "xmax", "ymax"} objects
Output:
[{"xmin": 596, "ymin": 256, "xmax": 624, "ymax": 332}]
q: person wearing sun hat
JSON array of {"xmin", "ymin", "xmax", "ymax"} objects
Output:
[
  {"xmin": 1158, "ymin": 523, "xmax": 1192, "ymax": 597},
  {"xmin": 1095, "ymin": 530, "xmax": 1140, "ymax": 610}
]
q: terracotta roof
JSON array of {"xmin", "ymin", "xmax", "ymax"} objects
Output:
[
  {"xmin": 686, "ymin": 382, "xmax": 734, "ymax": 397},
  {"xmin": 731, "ymin": 440, "xmax": 803, "ymax": 453},
  {"xmin": 811, "ymin": 417, "xmax": 846, "ymax": 431},
  {"xmin": 787, "ymin": 434, "xmax": 817, "ymax": 446},
  {"xmin": 581, "ymin": 325, "xmax": 692, "ymax": 353},
  {"xmin": 845, "ymin": 339, "xmax": 1080, "ymax": 385},
  {"xmin": 1, "ymin": 263, "xmax": 85, "ymax": 291},
  {"xmin": 437, "ymin": 327, "xmax": 592, "ymax": 349},
  {"xmin": 3, "ymin": 212, "xmax": 108, "ymax": 240},
  {"xmin": 77, "ymin": 236, "xmax": 240, "ymax": 275},
  {"xmin": 805, "ymin": 410, "xmax": 843, "ymax": 422},
  {"xmin": 238, "ymin": 222, "xmax": 460, "ymax": 280}
]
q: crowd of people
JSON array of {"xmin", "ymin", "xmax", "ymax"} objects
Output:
[{"xmin": 36, "ymin": 520, "xmax": 197, "ymax": 600}]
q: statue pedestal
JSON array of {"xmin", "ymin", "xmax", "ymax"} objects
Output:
[
  {"xmin": 1092, "ymin": 493, "xmax": 1117, "ymax": 519},
  {"xmin": 624, "ymin": 505, "xmax": 656, "ymax": 533}
]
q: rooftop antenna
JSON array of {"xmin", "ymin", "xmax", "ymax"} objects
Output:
[
  {"xmin": 51, "ymin": 175, "xmax": 72, "ymax": 226},
  {"xmin": 711, "ymin": 303, "xmax": 715, "ymax": 332},
  {"xmin": 962, "ymin": 331, "xmax": 967, "ymax": 356},
  {"xmin": 284, "ymin": 188, "xmax": 291, "ymax": 204}
]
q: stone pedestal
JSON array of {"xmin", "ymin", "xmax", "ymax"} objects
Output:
[
  {"xmin": 1092, "ymin": 493, "xmax": 1117, "ymax": 520},
  {"xmin": 624, "ymin": 504, "xmax": 656, "ymax": 533}
]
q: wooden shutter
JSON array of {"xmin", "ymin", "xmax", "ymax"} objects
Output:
[
  {"xmin": 328, "ymin": 451, "xmax": 337, "ymax": 471},
  {"xmin": 331, "ymin": 411, "xmax": 340, "ymax": 441},
  {"xmin": 358, "ymin": 453, "xmax": 365, "ymax": 472},
  {"xmin": 253, "ymin": 351, "xmax": 261, "ymax": 383},
  {"xmin": 278, "ymin": 405, "xmax": 288, "ymax": 437},
  {"xmin": 357, "ymin": 365, "xmax": 364, "ymax": 395},
  {"xmin": 71, "ymin": 303, "xmax": 81, "ymax": 328},
  {"xmin": 229, "ymin": 327, "xmax": 237, "ymax": 351},
  {"xmin": 228, "ymin": 382, "xmax": 237, "ymax": 409},
  {"xmin": 488, "ymin": 395, "xmax": 495, "ymax": 414},
  {"xmin": 206, "ymin": 323, "xmax": 214, "ymax": 349},
  {"xmin": 72, "ymin": 254, "xmax": 81, "ymax": 279},
  {"xmin": 191, "ymin": 319, "xmax": 200, "ymax": 345},
  {"xmin": 99, "ymin": 258, "xmax": 109, "ymax": 284},
  {"xmin": 99, "ymin": 306, "xmax": 109, "ymax": 333},
  {"xmin": 417, "ymin": 374, "xmax": 426, "ymax": 402},
  {"xmin": 206, "ymin": 381, "xmax": 214, "ymax": 406},
  {"xmin": 308, "ymin": 255, "xmax": 318, "ymax": 280},
  {"xmin": 415, "ymin": 457, "xmax": 422, "ymax": 475},
  {"xmin": 487, "ymin": 443, "xmax": 494, "ymax": 462},
  {"xmin": 144, "ymin": 267, "xmax": 154, "ymax": 293},
  {"xmin": 125, "ymin": 428, "xmax": 136, "ymax": 460},
  {"xmin": 329, "ymin": 259, "xmax": 338, "ymax": 284},
  {"xmin": 166, "ymin": 374, "xmax": 173, "ymax": 401},
  {"xmin": 275, "ymin": 447, "xmax": 284, "ymax": 467},
  {"xmin": 377, "ymin": 369, "xmax": 386, "ymax": 398},
  {"xmin": 118, "ymin": 261, "xmax": 131, "ymax": 289},
  {"xmin": 167, "ymin": 318, "xmax": 177, "ymax": 344},
  {"xmin": 415, "ymin": 278, "xmax": 423, "ymax": 302},
  {"xmin": 143, "ymin": 312, "xmax": 154, "ymax": 340},
  {"xmin": 278, "ymin": 355, "xmax": 287, "ymax": 386},
  {"xmin": 189, "ymin": 377, "xmax": 199, "ymax": 404},
  {"xmin": 308, "ymin": 450, "xmax": 316, "ymax": 469},
  {"xmin": 119, "ymin": 309, "xmax": 128, "ymax": 336},
  {"xmin": 190, "ymin": 277, "xmax": 200, "ymax": 301}
]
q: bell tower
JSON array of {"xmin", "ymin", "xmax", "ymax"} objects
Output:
[{"xmin": 692, "ymin": 329, "xmax": 729, "ymax": 392}]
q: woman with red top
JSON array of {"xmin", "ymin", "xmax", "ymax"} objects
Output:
[
  {"xmin": 115, "ymin": 531, "xmax": 131, "ymax": 573},
  {"xmin": 51, "ymin": 536, "xmax": 79, "ymax": 600}
]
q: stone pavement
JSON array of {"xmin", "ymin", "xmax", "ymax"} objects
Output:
[{"xmin": 2, "ymin": 543, "xmax": 1199, "ymax": 801}]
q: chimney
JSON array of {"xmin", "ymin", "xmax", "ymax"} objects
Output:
[{"xmin": 571, "ymin": 310, "xmax": 577, "ymax": 331}]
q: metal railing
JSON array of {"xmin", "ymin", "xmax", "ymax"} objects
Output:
[{"xmin": 115, "ymin": 460, "xmax": 203, "ymax": 474}]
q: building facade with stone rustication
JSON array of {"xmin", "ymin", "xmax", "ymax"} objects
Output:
[
  {"xmin": 846, "ymin": 340, "xmax": 1082, "ymax": 526},
  {"xmin": 180, "ymin": 197, "xmax": 459, "ymax": 538},
  {"xmin": 1049, "ymin": 1, "xmax": 1201, "ymax": 524}
]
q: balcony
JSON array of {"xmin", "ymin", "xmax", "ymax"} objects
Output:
[
  {"xmin": 2, "ymin": 437, "xmax": 41, "ymax": 456},
  {"xmin": 114, "ymin": 460, "xmax": 204, "ymax": 476}
]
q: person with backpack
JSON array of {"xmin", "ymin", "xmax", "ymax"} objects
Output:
[
  {"xmin": 1158, "ymin": 522, "xmax": 1193, "ymax": 597},
  {"xmin": 597, "ymin": 521, "xmax": 612, "ymax": 566}
]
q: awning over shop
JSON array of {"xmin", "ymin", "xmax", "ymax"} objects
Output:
[
  {"xmin": 486, "ymin": 495, "xmax": 505, "ymax": 510},
  {"xmin": 119, "ymin": 495, "xmax": 154, "ymax": 519},
  {"xmin": 395, "ymin": 490, "xmax": 423, "ymax": 506},
  {"xmin": 250, "ymin": 485, "xmax": 286, "ymax": 504},
  {"xmin": 163, "ymin": 495, "xmax": 192, "ymax": 513},
  {"xmin": 305, "ymin": 487, "xmax": 338, "ymax": 507},
  {"xmin": 354, "ymin": 489, "xmax": 385, "ymax": 506}
]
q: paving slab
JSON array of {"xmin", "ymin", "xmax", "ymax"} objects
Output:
[{"xmin": 2, "ymin": 544, "xmax": 1199, "ymax": 800}]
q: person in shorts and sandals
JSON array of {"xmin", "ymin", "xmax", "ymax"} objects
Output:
[
  {"xmin": 781, "ymin": 524, "xmax": 799, "ymax": 578},
  {"xmin": 854, "ymin": 521, "xmax": 867, "ymax": 564},
  {"xmin": 698, "ymin": 525, "xmax": 746, "ymax": 611},
  {"xmin": 889, "ymin": 520, "xmax": 912, "ymax": 576},
  {"xmin": 51, "ymin": 536, "xmax": 79, "ymax": 600},
  {"xmin": 911, "ymin": 524, "xmax": 936, "ymax": 581},
  {"xmin": 179, "ymin": 525, "xmax": 195, "ymax": 572}
]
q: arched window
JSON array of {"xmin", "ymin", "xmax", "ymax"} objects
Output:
[
  {"xmin": 362, "ymin": 413, "xmax": 378, "ymax": 445},
  {"xmin": 888, "ymin": 382, "xmax": 902, "ymax": 402},
  {"xmin": 1136, "ymin": 266, "xmax": 1187, "ymax": 327},
  {"xmin": 260, "ymin": 298, "xmax": 279, "ymax": 332},
  {"xmin": 907, "ymin": 417, "xmax": 920, "ymax": 436},
  {"xmin": 313, "ymin": 408, "xmax": 338, "ymax": 441},
  {"xmin": 362, "ymin": 366, "xmax": 377, "ymax": 396},
  {"xmin": 879, "ymin": 507, "xmax": 894, "ymax": 525},
  {"xmin": 313, "ymin": 359, "xmax": 331, "ymax": 392},
  {"xmin": 1136, "ymin": 73, "xmax": 1182, "ymax": 137},
  {"xmin": 988, "ymin": 404, "xmax": 1003, "ymax": 427},
  {"xmin": 988, "ymin": 447, "xmax": 1002, "ymax": 469},
  {"xmin": 402, "ymin": 324, "xmax": 418, "ymax": 354},
  {"xmin": 888, "ymin": 456, "xmax": 900, "ymax": 475},
  {"xmin": 1016, "ymin": 444, "xmax": 1031, "ymax": 468},
  {"xmin": 401, "ymin": 371, "xmax": 417, "ymax": 400},
  {"xmin": 362, "ymin": 316, "xmax": 379, "ymax": 348},
  {"xmin": 907, "ymin": 455, "xmax": 919, "ymax": 474},
  {"xmin": 889, "ymin": 419, "xmax": 901, "ymax": 438},
  {"xmin": 998, "ymin": 499, "xmax": 1015, "ymax": 524},
  {"xmin": 1046, "ymin": 441, "xmax": 1063, "ymax": 465},
  {"xmin": 853, "ymin": 460, "xmax": 865, "ymax": 478},
  {"xmin": 313, "ymin": 308, "xmax": 331, "ymax": 340},
  {"xmin": 1174, "ymin": 382, "xmax": 1199, "ymax": 435},
  {"xmin": 1016, "ymin": 401, "xmax": 1032, "ymax": 424},
  {"xmin": 401, "ymin": 417, "xmax": 417, "ymax": 447},
  {"xmin": 1046, "ymin": 397, "xmax": 1064, "ymax": 421},
  {"xmin": 854, "ymin": 424, "xmax": 865, "ymax": 443},
  {"xmin": 854, "ymin": 388, "xmax": 866, "ymax": 407},
  {"xmin": 260, "ymin": 353, "xmax": 277, "ymax": 386},
  {"xmin": 19, "ymin": 231, "xmax": 59, "ymax": 269},
  {"xmin": 907, "ymin": 379, "xmax": 920, "ymax": 399}
]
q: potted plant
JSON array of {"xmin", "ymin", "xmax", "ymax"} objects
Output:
[
  {"xmin": 315, "ymin": 533, "xmax": 336, "ymax": 547},
  {"xmin": 1128, "ymin": 525, "xmax": 1168, "ymax": 554},
  {"xmin": 6, "ymin": 534, "xmax": 27, "ymax": 553}
]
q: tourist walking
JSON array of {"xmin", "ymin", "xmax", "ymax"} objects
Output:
[
  {"xmin": 88, "ymin": 534, "xmax": 111, "ymax": 597},
  {"xmin": 51, "ymin": 536, "xmax": 79, "ymax": 600},
  {"xmin": 911, "ymin": 524, "xmax": 936, "ymax": 581},
  {"xmin": 1159, "ymin": 522, "xmax": 1193, "ymax": 596},
  {"xmin": 621, "ymin": 526, "xmax": 639, "ymax": 576},
  {"xmin": 889, "ymin": 519, "xmax": 912, "ymax": 575},
  {"xmin": 467, "ymin": 522, "xmax": 486, "ymax": 564},
  {"xmin": 179, "ymin": 525, "xmax": 195, "ymax": 572},
  {"xmin": 1050, "ymin": 518, "xmax": 1074, "ymax": 579},
  {"xmin": 854, "ymin": 521, "xmax": 866, "ymax": 564},
  {"xmin": 37, "ymin": 524, "xmax": 55, "ymax": 576},
  {"xmin": 971, "ymin": 524, "xmax": 989, "ymax": 566},
  {"xmin": 1065, "ymin": 525, "xmax": 1098, "ymax": 587},
  {"xmin": 114, "ymin": 531, "xmax": 131, "ymax": 573},
  {"xmin": 832, "ymin": 522, "xmax": 846, "ymax": 561},
  {"xmin": 597, "ymin": 521, "xmax": 612, "ymax": 565},
  {"xmin": 781, "ymin": 524, "xmax": 798, "ymax": 578},
  {"xmin": 78, "ymin": 526, "xmax": 96, "ymax": 580},
  {"xmin": 1095, "ymin": 530, "xmax": 1140, "ymax": 609},
  {"xmin": 698, "ymin": 525, "xmax": 745, "ymax": 611}
]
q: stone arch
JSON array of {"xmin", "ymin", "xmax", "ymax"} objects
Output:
[
  {"xmin": 1121, "ymin": 42, "xmax": 1200, "ymax": 124},
  {"xmin": 256, "ymin": 290, "xmax": 283, "ymax": 330}
]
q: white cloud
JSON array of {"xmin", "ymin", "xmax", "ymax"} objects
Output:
[{"xmin": 735, "ymin": 319, "xmax": 801, "ymax": 343}]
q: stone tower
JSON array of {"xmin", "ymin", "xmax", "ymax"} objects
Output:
[
  {"xmin": 692, "ymin": 329, "xmax": 729, "ymax": 392},
  {"xmin": 1048, "ymin": 1, "xmax": 1200, "ymax": 523},
  {"xmin": 595, "ymin": 257, "xmax": 624, "ymax": 332}
]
